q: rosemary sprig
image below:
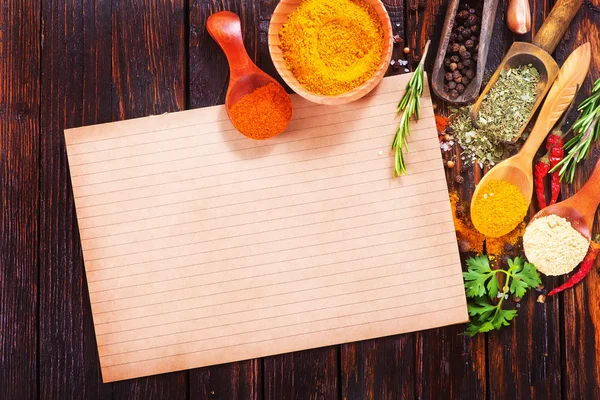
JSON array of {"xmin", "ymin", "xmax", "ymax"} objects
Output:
[
  {"xmin": 551, "ymin": 78, "xmax": 600, "ymax": 183},
  {"xmin": 392, "ymin": 40, "xmax": 430, "ymax": 177}
]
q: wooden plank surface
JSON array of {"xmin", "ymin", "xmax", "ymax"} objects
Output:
[
  {"xmin": 3, "ymin": 0, "xmax": 600, "ymax": 398},
  {"xmin": 187, "ymin": 1, "xmax": 263, "ymax": 398},
  {"xmin": 0, "ymin": 1, "xmax": 40, "ymax": 398},
  {"xmin": 109, "ymin": 1, "xmax": 187, "ymax": 397}
]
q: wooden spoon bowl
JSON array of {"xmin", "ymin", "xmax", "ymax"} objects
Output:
[
  {"xmin": 268, "ymin": 0, "xmax": 393, "ymax": 105},
  {"xmin": 531, "ymin": 158, "xmax": 600, "ymax": 241},
  {"xmin": 207, "ymin": 11, "xmax": 292, "ymax": 128},
  {"xmin": 471, "ymin": 43, "xmax": 591, "ymax": 236}
]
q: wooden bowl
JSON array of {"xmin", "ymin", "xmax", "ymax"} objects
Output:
[{"xmin": 268, "ymin": 0, "xmax": 393, "ymax": 105}]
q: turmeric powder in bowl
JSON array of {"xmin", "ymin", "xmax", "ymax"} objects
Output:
[
  {"xmin": 471, "ymin": 180, "xmax": 529, "ymax": 238},
  {"xmin": 278, "ymin": 0, "xmax": 385, "ymax": 96}
]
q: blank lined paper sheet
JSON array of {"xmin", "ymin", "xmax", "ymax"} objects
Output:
[{"xmin": 65, "ymin": 74, "xmax": 468, "ymax": 382}]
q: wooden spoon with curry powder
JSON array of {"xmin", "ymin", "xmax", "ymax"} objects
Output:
[
  {"xmin": 470, "ymin": 42, "xmax": 591, "ymax": 236},
  {"xmin": 207, "ymin": 11, "xmax": 292, "ymax": 135}
]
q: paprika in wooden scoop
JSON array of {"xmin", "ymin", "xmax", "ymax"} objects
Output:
[{"xmin": 207, "ymin": 11, "xmax": 292, "ymax": 139}]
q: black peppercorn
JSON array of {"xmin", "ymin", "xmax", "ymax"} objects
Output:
[
  {"xmin": 465, "ymin": 39, "xmax": 475, "ymax": 48},
  {"xmin": 450, "ymin": 32, "xmax": 458, "ymax": 42},
  {"xmin": 444, "ymin": 57, "xmax": 451, "ymax": 67},
  {"xmin": 462, "ymin": 76, "xmax": 471, "ymax": 85},
  {"xmin": 448, "ymin": 81, "xmax": 457, "ymax": 90},
  {"xmin": 450, "ymin": 42, "xmax": 460, "ymax": 53},
  {"xmin": 470, "ymin": 35, "xmax": 477, "ymax": 42},
  {"xmin": 450, "ymin": 89, "xmax": 459, "ymax": 98},
  {"xmin": 449, "ymin": 62, "xmax": 458, "ymax": 71},
  {"xmin": 462, "ymin": 59, "xmax": 473, "ymax": 68},
  {"xmin": 461, "ymin": 51, "xmax": 471, "ymax": 60},
  {"xmin": 450, "ymin": 55, "xmax": 460, "ymax": 63},
  {"xmin": 457, "ymin": 62, "xmax": 464, "ymax": 70},
  {"xmin": 467, "ymin": 14, "xmax": 478, "ymax": 26},
  {"xmin": 457, "ymin": 10, "xmax": 469, "ymax": 20},
  {"xmin": 472, "ymin": 54, "xmax": 478, "ymax": 62},
  {"xmin": 445, "ymin": 72, "xmax": 454, "ymax": 82},
  {"xmin": 465, "ymin": 69, "xmax": 475, "ymax": 79},
  {"xmin": 458, "ymin": 45, "xmax": 468, "ymax": 57},
  {"xmin": 470, "ymin": 25, "xmax": 479, "ymax": 33},
  {"xmin": 456, "ymin": 83, "xmax": 465, "ymax": 93}
]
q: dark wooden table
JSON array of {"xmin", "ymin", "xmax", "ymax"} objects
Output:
[{"xmin": 2, "ymin": 1, "xmax": 600, "ymax": 399}]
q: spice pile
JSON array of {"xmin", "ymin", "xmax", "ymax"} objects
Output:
[
  {"xmin": 279, "ymin": 0, "xmax": 384, "ymax": 96},
  {"xmin": 523, "ymin": 215, "xmax": 590, "ymax": 276},
  {"xmin": 451, "ymin": 65, "xmax": 540, "ymax": 165},
  {"xmin": 450, "ymin": 192, "xmax": 525, "ymax": 257},
  {"xmin": 443, "ymin": 3, "xmax": 481, "ymax": 98},
  {"xmin": 229, "ymin": 83, "xmax": 292, "ymax": 140},
  {"xmin": 471, "ymin": 180, "xmax": 529, "ymax": 237}
]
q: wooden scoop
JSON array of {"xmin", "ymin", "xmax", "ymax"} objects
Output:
[
  {"xmin": 207, "ymin": 11, "xmax": 292, "ymax": 121},
  {"xmin": 532, "ymin": 157, "xmax": 600, "ymax": 241},
  {"xmin": 470, "ymin": 0, "xmax": 583, "ymax": 140},
  {"xmin": 470, "ymin": 43, "xmax": 591, "ymax": 235}
]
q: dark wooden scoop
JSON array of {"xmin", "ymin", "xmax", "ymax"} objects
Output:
[
  {"xmin": 532, "ymin": 158, "xmax": 600, "ymax": 241},
  {"xmin": 431, "ymin": 0, "xmax": 500, "ymax": 104},
  {"xmin": 469, "ymin": 0, "xmax": 583, "ymax": 141},
  {"xmin": 207, "ymin": 11, "xmax": 292, "ymax": 115}
]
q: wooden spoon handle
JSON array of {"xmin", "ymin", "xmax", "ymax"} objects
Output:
[
  {"xmin": 207, "ymin": 11, "xmax": 255, "ymax": 80},
  {"xmin": 532, "ymin": 0, "xmax": 583, "ymax": 54},
  {"xmin": 520, "ymin": 42, "xmax": 591, "ymax": 160}
]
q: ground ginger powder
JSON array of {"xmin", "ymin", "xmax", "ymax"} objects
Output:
[
  {"xmin": 471, "ymin": 180, "xmax": 528, "ymax": 238},
  {"xmin": 279, "ymin": 0, "xmax": 384, "ymax": 96},
  {"xmin": 524, "ymin": 215, "xmax": 589, "ymax": 276}
]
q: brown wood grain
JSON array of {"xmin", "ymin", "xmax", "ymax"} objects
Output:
[
  {"xmin": 0, "ymin": 1, "xmax": 40, "ymax": 398},
  {"xmin": 484, "ymin": 3, "xmax": 562, "ymax": 399},
  {"xmin": 555, "ymin": 1, "xmax": 600, "ymax": 398},
  {"xmin": 38, "ymin": 0, "xmax": 112, "ymax": 399},
  {"xmin": 263, "ymin": 348, "xmax": 339, "ymax": 400},
  {"xmin": 408, "ymin": 2, "xmax": 487, "ymax": 398},
  {"xmin": 4, "ymin": 0, "xmax": 600, "ymax": 398},
  {"xmin": 187, "ymin": 1, "xmax": 263, "ymax": 398},
  {"xmin": 109, "ymin": 1, "xmax": 187, "ymax": 397}
]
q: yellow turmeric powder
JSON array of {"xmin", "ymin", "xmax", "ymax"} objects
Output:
[
  {"xmin": 471, "ymin": 180, "xmax": 528, "ymax": 238},
  {"xmin": 279, "ymin": 0, "xmax": 384, "ymax": 96},
  {"xmin": 450, "ymin": 192, "xmax": 525, "ymax": 257}
]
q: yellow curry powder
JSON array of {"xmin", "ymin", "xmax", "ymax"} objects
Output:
[
  {"xmin": 450, "ymin": 192, "xmax": 525, "ymax": 257},
  {"xmin": 279, "ymin": 0, "xmax": 385, "ymax": 96},
  {"xmin": 471, "ymin": 180, "xmax": 528, "ymax": 238}
]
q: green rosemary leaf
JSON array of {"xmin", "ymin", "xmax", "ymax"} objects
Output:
[{"xmin": 391, "ymin": 40, "xmax": 430, "ymax": 177}]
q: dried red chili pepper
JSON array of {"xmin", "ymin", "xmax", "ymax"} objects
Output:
[
  {"xmin": 546, "ymin": 131, "xmax": 564, "ymax": 205},
  {"xmin": 548, "ymin": 237, "xmax": 600, "ymax": 296},
  {"xmin": 534, "ymin": 154, "xmax": 551, "ymax": 209}
]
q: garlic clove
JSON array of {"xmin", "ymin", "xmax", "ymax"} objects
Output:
[{"xmin": 507, "ymin": 0, "xmax": 532, "ymax": 35}]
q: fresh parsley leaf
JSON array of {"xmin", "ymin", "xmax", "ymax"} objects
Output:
[
  {"xmin": 463, "ymin": 255, "xmax": 495, "ymax": 298},
  {"xmin": 508, "ymin": 257, "xmax": 542, "ymax": 298},
  {"xmin": 463, "ymin": 255, "xmax": 540, "ymax": 336}
]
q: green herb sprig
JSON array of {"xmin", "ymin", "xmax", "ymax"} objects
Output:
[
  {"xmin": 551, "ymin": 78, "xmax": 600, "ymax": 183},
  {"xmin": 392, "ymin": 40, "xmax": 430, "ymax": 177},
  {"xmin": 463, "ymin": 255, "xmax": 541, "ymax": 336}
]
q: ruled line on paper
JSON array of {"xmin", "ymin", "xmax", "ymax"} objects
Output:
[
  {"xmin": 88, "ymin": 235, "xmax": 456, "ymax": 285},
  {"xmin": 68, "ymin": 101, "xmax": 433, "ymax": 167},
  {"xmin": 77, "ymin": 167, "xmax": 444, "ymax": 222},
  {"xmin": 65, "ymin": 85, "xmax": 430, "ymax": 147},
  {"xmin": 82, "ymin": 197, "xmax": 450, "ymax": 251},
  {"xmin": 71, "ymin": 127, "xmax": 431, "ymax": 188},
  {"xmin": 80, "ymin": 181, "xmax": 448, "ymax": 237},
  {"xmin": 65, "ymin": 74, "xmax": 467, "ymax": 382},
  {"xmin": 99, "ymin": 291, "xmax": 465, "ymax": 357},
  {"xmin": 85, "ymin": 220, "xmax": 455, "ymax": 276},
  {"xmin": 91, "ymin": 247, "xmax": 458, "ymax": 315},
  {"xmin": 96, "ymin": 281, "xmax": 463, "ymax": 344},
  {"xmin": 101, "ymin": 304, "xmax": 465, "ymax": 369},
  {"xmin": 68, "ymin": 99, "xmax": 430, "ymax": 158}
]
